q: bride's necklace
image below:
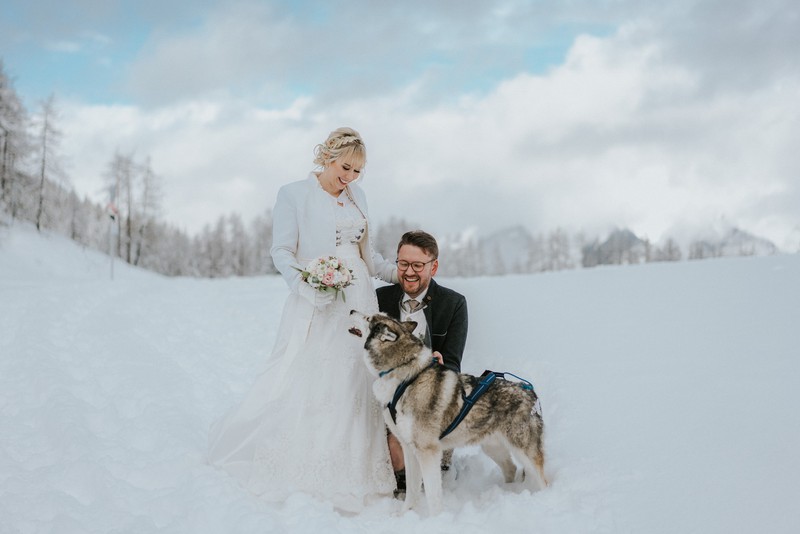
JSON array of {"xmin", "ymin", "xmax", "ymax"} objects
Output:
[{"xmin": 315, "ymin": 173, "xmax": 345, "ymax": 206}]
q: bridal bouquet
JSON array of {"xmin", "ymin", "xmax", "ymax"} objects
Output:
[{"xmin": 295, "ymin": 256, "xmax": 355, "ymax": 302}]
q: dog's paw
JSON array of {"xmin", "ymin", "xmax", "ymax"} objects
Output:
[{"xmin": 442, "ymin": 464, "xmax": 458, "ymax": 485}]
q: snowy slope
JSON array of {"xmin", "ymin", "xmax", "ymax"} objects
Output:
[{"xmin": 1, "ymin": 223, "xmax": 799, "ymax": 534}]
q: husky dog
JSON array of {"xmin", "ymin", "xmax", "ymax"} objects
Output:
[{"xmin": 349, "ymin": 310, "xmax": 548, "ymax": 514}]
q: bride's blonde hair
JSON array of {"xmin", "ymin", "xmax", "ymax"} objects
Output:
[{"xmin": 313, "ymin": 127, "xmax": 366, "ymax": 170}]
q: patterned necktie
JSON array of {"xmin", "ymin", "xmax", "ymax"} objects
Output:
[{"xmin": 405, "ymin": 299, "xmax": 421, "ymax": 313}]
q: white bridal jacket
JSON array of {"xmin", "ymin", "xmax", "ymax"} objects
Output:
[{"xmin": 267, "ymin": 173, "xmax": 398, "ymax": 368}]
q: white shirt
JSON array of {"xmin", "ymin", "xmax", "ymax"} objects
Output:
[{"xmin": 400, "ymin": 287, "xmax": 429, "ymax": 341}]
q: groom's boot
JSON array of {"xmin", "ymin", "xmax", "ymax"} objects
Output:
[{"xmin": 393, "ymin": 469, "xmax": 406, "ymax": 499}]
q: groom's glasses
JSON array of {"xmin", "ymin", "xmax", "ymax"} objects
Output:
[{"xmin": 396, "ymin": 259, "xmax": 436, "ymax": 272}]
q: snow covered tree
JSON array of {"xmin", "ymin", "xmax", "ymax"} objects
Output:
[
  {"xmin": 0, "ymin": 62, "xmax": 31, "ymax": 221},
  {"xmin": 104, "ymin": 152, "xmax": 123, "ymax": 257},
  {"xmin": 32, "ymin": 94, "xmax": 66, "ymax": 231},
  {"xmin": 437, "ymin": 231, "xmax": 485, "ymax": 277},
  {"xmin": 227, "ymin": 213, "xmax": 250, "ymax": 276},
  {"xmin": 250, "ymin": 209, "xmax": 276, "ymax": 274},
  {"xmin": 374, "ymin": 216, "xmax": 422, "ymax": 260},
  {"xmin": 132, "ymin": 157, "xmax": 163, "ymax": 266},
  {"xmin": 543, "ymin": 228, "xmax": 573, "ymax": 271},
  {"xmin": 653, "ymin": 238, "xmax": 682, "ymax": 262}
]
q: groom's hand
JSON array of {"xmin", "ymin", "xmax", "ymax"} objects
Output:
[{"xmin": 433, "ymin": 351, "xmax": 444, "ymax": 365}]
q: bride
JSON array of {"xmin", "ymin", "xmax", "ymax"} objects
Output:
[{"xmin": 207, "ymin": 127, "xmax": 398, "ymax": 510}]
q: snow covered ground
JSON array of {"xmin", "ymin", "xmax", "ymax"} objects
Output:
[{"xmin": 1, "ymin": 222, "xmax": 799, "ymax": 534}]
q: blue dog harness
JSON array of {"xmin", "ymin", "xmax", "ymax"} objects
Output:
[
  {"xmin": 438, "ymin": 371, "xmax": 498, "ymax": 439},
  {"xmin": 439, "ymin": 370, "xmax": 537, "ymax": 440},
  {"xmin": 387, "ymin": 359, "xmax": 438, "ymax": 425},
  {"xmin": 385, "ymin": 361, "xmax": 537, "ymax": 440}
]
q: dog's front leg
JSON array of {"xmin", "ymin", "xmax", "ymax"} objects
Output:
[
  {"xmin": 402, "ymin": 446, "xmax": 423, "ymax": 512},
  {"xmin": 416, "ymin": 446, "xmax": 444, "ymax": 515}
]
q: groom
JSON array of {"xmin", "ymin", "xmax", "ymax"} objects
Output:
[{"xmin": 376, "ymin": 230, "xmax": 469, "ymax": 496}]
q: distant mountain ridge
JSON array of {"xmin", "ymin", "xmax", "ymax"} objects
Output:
[{"xmin": 688, "ymin": 227, "xmax": 779, "ymax": 259}]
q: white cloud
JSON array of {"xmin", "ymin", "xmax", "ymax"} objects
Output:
[
  {"xmin": 54, "ymin": 2, "xmax": 800, "ymax": 250},
  {"xmin": 45, "ymin": 40, "xmax": 82, "ymax": 53}
]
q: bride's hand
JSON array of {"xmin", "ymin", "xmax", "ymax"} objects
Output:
[{"xmin": 298, "ymin": 283, "xmax": 335, "ymax": 308}]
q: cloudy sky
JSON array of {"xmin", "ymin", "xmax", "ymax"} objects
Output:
[{"xmin": 2, "ymin": 0, "xmax": 799, "ymax": 248}]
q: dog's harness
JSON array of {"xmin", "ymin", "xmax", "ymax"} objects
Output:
[
  {"xmin": 387, "ymin": 359, "xmax": 439, "ymax": 425},
  {"xmin": 439, "ymin": 371, "xmax": 537, "ymax": 440},
  {"xmin": 386, "ymin": 361, "xmax": 539, "ymax": 439}
]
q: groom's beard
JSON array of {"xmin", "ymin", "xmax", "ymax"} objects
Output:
[{"xmin": 399, "ymin": 272, "xmax": 429, "ymax": 299}]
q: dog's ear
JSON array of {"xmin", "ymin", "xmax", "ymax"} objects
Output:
[{"xmin": 401, "ymin": 321, "xmax": 417, "ymax": 334}]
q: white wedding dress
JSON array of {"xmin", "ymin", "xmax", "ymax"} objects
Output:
[{"xmin": 207, "ymin": 198, "xmax": 394, "ymax": 511}]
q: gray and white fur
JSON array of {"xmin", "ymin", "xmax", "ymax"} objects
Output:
[{"xmin": 349, "ymin": 310, "xmax": 549, "ymax": 515}]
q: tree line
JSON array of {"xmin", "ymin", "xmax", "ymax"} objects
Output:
[{"xmin": 2, "ymin": 61, "xmax": 278, "ymax": 278}]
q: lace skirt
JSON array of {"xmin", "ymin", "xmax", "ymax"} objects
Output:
[{"xmin": 208, "ymin": 246, "xmax": 394, "ymax": 511}]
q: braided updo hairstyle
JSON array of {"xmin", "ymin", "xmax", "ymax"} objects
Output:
[{"xmin": 313, "ymin": 127, "xmax": 366, "ymax": 170}]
